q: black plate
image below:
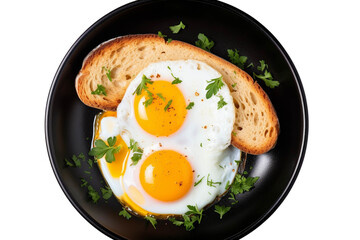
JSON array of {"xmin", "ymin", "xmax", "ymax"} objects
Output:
[{"xmin": 45, "ymin": 0, "xmax": 308, "ymax": 239}]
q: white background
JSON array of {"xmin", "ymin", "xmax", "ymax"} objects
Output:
[{"xmin": 1, "ymin": 0, "xmax": 359, "ymax": 239}]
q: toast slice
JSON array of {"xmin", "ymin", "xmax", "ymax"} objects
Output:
[{"xmin": 75, "ymin": 34, "xmax": 279, "ymax": 154}]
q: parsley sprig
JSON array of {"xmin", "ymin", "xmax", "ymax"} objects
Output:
[
  {"xmin": 207, "ymin": 174, "xmax": 221, "ymax": 187},
  {"xmin": 169, "ymin": 205, "xmax": 203, "ymax": 231},
  {"xmin": 133, "ymin": 75, "xmax": 153, "ymax": 95},
  {"xmin": 164, "ymin": 99, "xmax": 173, "ymax": 111},
  {"xmin": 230, "ymin": 174, "xmax": 259, "ymax": 195},
  {"xmin": 205, "ymin": 76, "xmax": 224, "ymax": 99},
  {"xmin": 129, "ymin": 139, "xmax": 143, "ymax": 166},
  {"xmin": 167, "ymin": 66, "xmax": 182, "ymax": 84},
  {"xmin": 195, "ymin": 33, "xmax": 214, "ymax": 52},
  {"xmin": 169, "ymin": 21, "xmax": 186, "ymax": 33},
  {"xmin": 102, "ymin": 66, "xmax": 112, "ymax": 82},
  {"xmin": 145, "ymin": 215, "xmax": 157, "ymax": 229},
  {"xmin": 253, "ymin": 61, "xmax": 279, "ymax": 88},
  {"xmin": 227, "ymin": 49, "xmax": 248, "ymax": 70},
  {"xmin": 214, "ymin": 205, "xmax": 231, "ymax": 219},
  {"xmin": 91, "ymin": 84, "xmax": 106, "ymax": 96},
  {"xmin": 88, "ymin": 137, "xmax": 121, "ymax": 163},
  {"xmin": 119, "ymin": 207, "xmax": 132, "ymax": 220},
  {"xmin": 186, "ymin": 102, "xmax": 194, "ymax": 110},
  {"xmin": 217, "ymin": 95, "xmax": 227, "ymax": 109}
]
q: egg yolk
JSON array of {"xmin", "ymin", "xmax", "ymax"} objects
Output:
[
  {"xmin": 134, "ymin": 80, "xmax": 187, "ymax": 137},
  {"xmin": 139, "ymin": 150, "xmax": 193, "ymax": 202},
  {"xmin": 93, "ymin": 111, "xmax": 130, "ymax": 178}
]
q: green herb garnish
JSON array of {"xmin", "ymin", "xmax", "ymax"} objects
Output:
[
  {"xmin": 186, "ymin": 102, "xmax": 194, "ymax": 110},
  {"xmin": 102, "ymin": 66, "xmax": 112, "ymax": 82},
  {"xmin": 169, "ymin": 21, "xmax": 185, "ymax": 33},
  {"xmin": 129, "ymin": 139, "xmax": 143, "ymax": 166},
  {"xmin": 158, "ymin": 31, "xmax": 167, "ymax": 38},
  {"xmin": 72, "ymin": 154, "xmax": 81, "ymax": 167},
  {"xmin": 133, "ymin": 75, "xmax": 153, "ymax": 95},
  {"xmin": 169, "ymin": 217, "xmax": 184, "ymax": 226},
  {"xmin": 87, "ymin": 185, "xmax": 100, "ymax": 203},
  {"xmin": 80, "ymin": 178, "xmax": 88, "ymax": 187},
  {"xmin": 156, "ymin": 93, "xmax": 166, "ymax": 101},
  {"xmin": 145, "ymin": 215, "xmax": 157, "ymax": 229},
  {"xmin": 100, "ymin": 186, "xmax": 112, "ymax": 200},
  {"xmin": 227, "ymin": 49, "xmax": 248, "ymax": 70},
  {"xmin": 88, "ymin": 137, "xmax": 121, "ymax": 163},
  {"xmin": 207, "ymin": 174, "xmax": 221, "ymax": 187},
  {"xmin": 91, "ymin": 84, "xmax": 107, "ymax": 96},
  {"xmin": 195, "ymin": 33, "xmax": 214, "ymax": 52},
  {"xmin": 119, "ymin": 207, "xmax": 132, "ymax": 220},
  {"xmin": 214, "ymin": 205, "xmax": 231, "ymax": 219},
  {"xmin": 230, "ymin": 174, "xmax": 259, "ymax": 195},
  {"xmin": 253, "ymin": 60, "xmax": 279, "ymax": 88},
  {"xmin": 205, "ymin": 76, "xmax": 224, "ymax": 99},
  {"xmin": 164, "ymin": 99, "xmax": 173, "ymax": 111},
  {"xmin": 217, "ymin": 95, "xmax": 227, "ymax": 109},
  {"xmin": 194, "ymin": 176, "xmax": 205, "ymax": 187},
  {"xmin": 143, "ymin": 89, "xmax": 154, "ymax": 107}
]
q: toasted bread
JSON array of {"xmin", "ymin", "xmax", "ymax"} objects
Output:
[{"xmin": 75, "ymin": 34, "xmax": 279, "ymax": 154}]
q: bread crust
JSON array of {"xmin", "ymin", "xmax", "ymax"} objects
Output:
[{"xmin": 75, "ymin": 34, "xmax": 279, "ymax": 154}]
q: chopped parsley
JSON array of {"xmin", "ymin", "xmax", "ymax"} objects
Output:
[
  {"xmin": 207, "ymin": 174, "xmax": 221, "ymax": 187},
  {"xmin": 133, "ymin": 75, "xmax": 153, "ymax": 95},
  {"xmin": 228, "ymin": 193, "xmax": 238, "ymax": 205},
  {"xmin": 91, "ymin": 84, "xmax": 106, "ymax": 96},
  {"xmin": 231, "ymin": 83, "xmax": 237, "ymax": 88},
  {"xmin": 167, "ymin": 66, "xmax": 182, "ymax": 84},
  {"xmin": 186, "ymin": 102, "xmax": 194, "ymax": 110},
  {"xmin": 129, "ymin": 139, "xmax": 143, "ymax": 166},
  {"xmin": 87, "ymin": 185, "xmax": 100, "ymax": 203},
  {"xmin": 100, "ymin": 186, "xmax": 112, "ymax": 200},
  {"xmin": 214, "ymin": 205, "xmax": 231, "ymax": 219},
  {"xmin": 164, "ymin": 99, "xmax": 173, "ymax": 111},
  {"xmin": 156, "ymin": 93, "xmax": 166, "ymax": 101},
  {"xmin": 167, "ymin": 38, "xmax": 173, "ymax": 43},
  {"xmin": 143, "ymin": 89, "xmax": 154, "ymax": 107},
  {"xmin": 87, "ymin": 158, "xmax": 94, "ymax": 168},
  {"xmin": 157, "ymin": 31, "xmax": 167, "ymax": 38},
  {"xmin": 80, "ymin": 178, "xmax": 88, "ymax": 187},
  {"xmin": 195, "ymin": 33, "xmax": 214, "ymax": 52},
  {"xmin": 205, "ymin": 76, "xmax": 224, "ymax": 99},
  {"xmin": 169, "ymin": 21, "xmax": 185, "ymax": 33},
  {"xmin": 64, "ymin": 153, "xmax": 86, "ymax": 167},
  {"xmin": 102, "ymin": 66, "xmax": 112, "ymax": 82},
  {"xmin": 217, "ymin": 95, "xmax": 227, "ymax": 109},
  {"xmin": 168, "ymin": 205, "xmax": 203, "ymax": 231},
  {"xmin": 169, "ymin": 217, "xmax": 184, "ymax": 226},
  {"xmin": 230, "ymin": 174, "xmax": 259, "ymax": 195},
  {"xmin": 119, "ymin": 207, "xmax": 132, "ymax": 220},
  {"xmin": 194, "ymin": 176, "xmax": 205, "ymax": 187},
  {"xmin": 145, "ymin": 215, "xmax": 157, "ymax": 229},
  {"xmin": 227, "ymin": 49, "xmax": 248, "ymax": 70},
  {"xmin": 253, "ymin": 60, "xmax": 279, "ymax": 88},
  {"xmin": 88, "ymin": 137, "xmax": 121, "ymax": 163}
]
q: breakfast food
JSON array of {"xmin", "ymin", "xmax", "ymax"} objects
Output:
[
  {"xmin": 76, "ymin": 34, "xmax": 279, "ymax": 155},
  {"xmin": 75, "ymin": 33, "xmax": 280, "ymax": 226},
  {"xmin": 93, "ymin": 60, "xmax": 241, "ymax": 217}
]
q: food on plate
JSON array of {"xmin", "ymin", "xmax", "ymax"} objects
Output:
[
  {"xmin": 75, "ymin": 34, "xmax": 279, "ymax": 155},
  {"xmin": 75, "ymin": 33, "xmax": 279, "ymax": 228},
  {"xmin": 91, "ymin": 60, "xmax": 241, "ymax": 218}
]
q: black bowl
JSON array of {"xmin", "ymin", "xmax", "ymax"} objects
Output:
[{"xmin": 45, "ymin": 0, "xmax": 308, "ymax": 239}]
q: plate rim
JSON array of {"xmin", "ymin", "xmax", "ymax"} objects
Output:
[{"xmin": 45, "ymin": 0, "xmax": 308, "ymax": 239}]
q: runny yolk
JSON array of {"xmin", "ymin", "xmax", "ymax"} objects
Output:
[
  {"xmin": 134, "ymin": 80, "xmax": 187, "ymax": 137},
  {"xmin": 93, "ymin": 111, "xmax": 130, "ymax": 178},
  {"xmin": 139, "ymin": 150, "xmax": 193, "ymax": 202}
]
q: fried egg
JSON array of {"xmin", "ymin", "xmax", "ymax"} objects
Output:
[{"xmin": 93, "ymin": 60, "xmax": 241, "ymax": 218}]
